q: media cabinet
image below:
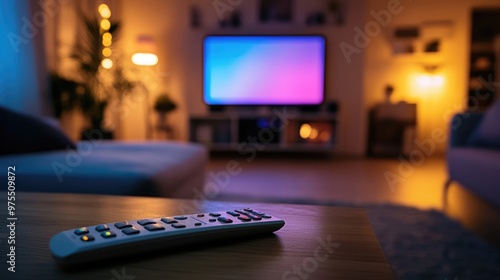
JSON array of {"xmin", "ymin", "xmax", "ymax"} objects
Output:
[{"xmin": 189, "ymin": 110, "xmax": 337, "ymax": 153}]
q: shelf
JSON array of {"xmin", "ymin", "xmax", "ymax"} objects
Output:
[{"xmin": 189, "ymin": 111, "xmax": 337, "ymax": 153}]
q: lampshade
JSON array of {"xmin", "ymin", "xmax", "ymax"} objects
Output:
[{"xmin": 131, "ymin": 36, "xmax": 158, "ymax": 66}]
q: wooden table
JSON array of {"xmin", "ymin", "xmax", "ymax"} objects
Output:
[{"xmin": 0, "ymin": 192, "xmax": 393, "ymax": 280}]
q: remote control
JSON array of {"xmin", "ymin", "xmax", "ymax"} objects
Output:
[{"xmin": 49, "ymin": 208, "xmax": 285, "ymax": 265}]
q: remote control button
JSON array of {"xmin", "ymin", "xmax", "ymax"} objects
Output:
[
  {"xmin": 209, "ymin": 218, "xmax": 216, "ymax": 222},
  {"xmin": 209, "ymin": 213, "xmax": 221, "ymax": 217},
  {"xmin": 114, "ymin": 221, "xmax": 132, "ymax": 229},
  {"xmin": 101, "ymin": 231, "xmax": 116, "ymax": 238},
  {"xmin": 194, "ymin": 222, "xmax": 202, "ymax": 226},
  {"xmin": 197, "ymin": 214, "xmax": 205, "ymax": 217},
  {"xmin": 246, "ymin": 214, "xmax": 262, "ymax": 220},
  {"xmin": 145, "ymin": 224, "xmax": 165, "ymax": 231},
  {"xmin": 174, "ymin": 216, "xmax": 188, "ymax": 220},
  {"xmin": 250, "ymin": 211, "xmax": 271, "ymax": 218},
  {"xmin": 137, "ymin": 219, "xmax": 156, "ymax": 226},
  {"xmin": 122, "ymin": 227, "xmax": 140, "ymax": 235},
  {"xmin": 226, "ymin": 211, "xmax": 240, "ymax": 217},
  {"xmin": 95, "ymin": 224, "xmax": 109, "ymax": 232},
  {"xmin": 74, "ymin": 227, "xmax": 89, "ymax": 235},
  {"xmin": 238, "ymin": 216, "xmax": 251, "ymax": 222},
  {"xmin": 171, "ymin": 223, "xmax": 186, "ymax": 229},
  {"xmin": 235, "ymin": 209, "xmax": 247, "ymax": 215},
  {"xmin": 80, "ymin": 234, "xmax": 94, "ymax": 242},
  {"xmin": 244, "ymin": 208, "xmax": 253, "ymax": 212},
  {"xmin": 161, "ymin": 217, "xmax": 178, "ymax": 224},
  {"xmin": 217, "ymin": 217, "xmax": 233, "ymax": 223}
]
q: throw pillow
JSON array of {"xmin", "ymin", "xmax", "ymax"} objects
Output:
[
  {"xmin": 0, "ymin": 106, "xmax": 77, "ymax": 155},
  {"xmin": 468, "ymin": 100, "xmax": 500, "ymax": 149}
]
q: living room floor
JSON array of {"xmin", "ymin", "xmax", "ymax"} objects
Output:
[{"xmin": 206, "ymin": 155, "xmax": 448, "ymax": 210}]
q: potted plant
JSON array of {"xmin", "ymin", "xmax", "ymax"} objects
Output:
[
  {"xmin": 154, "ymin": 93, "xmax": 177, "ymax": 130},
  {"xmin": 51, "ymin": 14, "xmax": 143, "ymax": 140}
]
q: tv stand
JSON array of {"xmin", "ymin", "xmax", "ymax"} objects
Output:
[{"xmin": 189, "ymin": 109, "xmax": 337, "ymax": 153}]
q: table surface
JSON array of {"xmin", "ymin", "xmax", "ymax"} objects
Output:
[{"xmin": 0, "ymin": 192, "xmax": 393, "ymax": 280}]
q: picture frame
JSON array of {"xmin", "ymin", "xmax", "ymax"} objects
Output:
[{"xmin": 259, "ymin": 0, "xmax": 292, "ymax": 22}]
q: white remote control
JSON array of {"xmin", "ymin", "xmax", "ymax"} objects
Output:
[{"xmin": 49, "ymin": 208, "xmax": 285, "ymax": 265}]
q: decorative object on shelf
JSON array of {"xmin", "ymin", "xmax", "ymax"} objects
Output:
[
  {"xmin": 190, "ymin": 6, "xmax": 201, "ymax": 28},
  {"xmin": 154, "ymin": 93, "xmax": 177, "ymax": 137},
  {"xmin": 390, "ymin": 21, "xmax": 453, "ymax": 55},
  {"xmin": 259, "ymin": 0, "xmax": 292, "ymax": 22},
  {"xmin": 51, "ymin": 4, "xmax": 144, "ymax": 140},
  {"xmin": 219, "ymin": 10, "xmax": 242, "ymax": 28},
  {"xmin": 391, "ymin": 26, "xmax": 419, "ymax": 54},
  {"xmin": 384, "ymin": 85, "xmax": 394, "ymax": 104},
  {"xmin": 473, "ymin": 56, "xmax": 492, "ymax": 70},
  {"xmin": 230, "ymin": 10, "xmax": 242, "ymax": 27},
  {"xmin": 328, "ymin": 0, "xmax": 345, "ymax": 25},
  {"xmin": 424, "ymin": 39, "xmax": 440, "ymax": 53},
  {"xmin": 305, "ymin": 12, "xmax": 326, "ymax": 26}
]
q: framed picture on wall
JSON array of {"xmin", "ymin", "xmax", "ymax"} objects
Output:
[{"xmin": 259, "ymin": 0, "xmax": 292, "ymax": 22}]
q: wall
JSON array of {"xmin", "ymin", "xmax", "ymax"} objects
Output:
[
  {"xmin": 364, "ymin": 0, "xmax": 500, "ymax": 155},
  {"xmin": 0, "ymin": 0, "xmax": 49, "ymax": 116},
  {"xmin": 118, "ymin": 0, "xmax": 367, "ymax": 155},
  {"xmin": 46, "ymin": 0, "xmax": 499, "ymax": 155}
]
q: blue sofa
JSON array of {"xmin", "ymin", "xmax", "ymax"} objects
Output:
[
  {"xmin": 0, "ymin": 106, "xmax": 208, "ymax": 198},
  {"xmin": 445, "ymin": 112, "xmax": 500, "ymax": 207}
]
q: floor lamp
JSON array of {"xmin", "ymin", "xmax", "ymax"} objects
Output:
[{"xmin": 131, "ymin": 36, "xmax": 159, "ymax": 140}]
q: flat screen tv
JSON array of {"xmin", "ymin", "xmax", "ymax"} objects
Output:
[{"xmin": 203, "ymin": 35, "xmax": 326, "ymax": 105}]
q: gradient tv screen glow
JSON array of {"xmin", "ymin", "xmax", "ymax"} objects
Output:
[{"xmin": 203, "ymin": 35, "xmax": 326, "ymax": 105}]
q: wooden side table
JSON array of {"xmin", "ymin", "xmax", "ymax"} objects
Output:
[
  {"xmin": 368, "ymin": 102, "xmax": 417, "ymax": 157},
  {"xmin": 0, "ymin": 192, "xmax": 394, "ymax": 280}
]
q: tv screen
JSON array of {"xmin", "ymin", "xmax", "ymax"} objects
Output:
[{"xmin": 203, "ymin": 35, "xmax": 326, "ymax": 105}]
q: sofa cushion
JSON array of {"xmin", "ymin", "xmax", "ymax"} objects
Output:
[
  {"xmin": 0, "ymin": 106, "xmax": 76, "ymax": 155},
  {"xmin": 468, "ymin": 100, "xmax": 500, "ymax": 149},
  {"xmin": 0, "ymin": 141, "xmax": 207, "ymax": 198},
  {"xmin": 447, "ymin": 147, "xmax": 500, "ymax": 206}
]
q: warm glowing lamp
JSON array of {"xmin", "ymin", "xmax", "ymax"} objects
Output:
[
  {"xmin": 300, "ymin": 124, "xmax": 312, "ymax": 139},
  {"xmin": 102, "ymin": 47, "xmax": 112, "ymax": 57},
  {"xmin": 416, "ymin": 65, "xmax": 444, "ymax": 89},
  {"xmin": 100, "ymin": 19, "xmax": 111, "ymax": 30},
  {"xmin": 132, "ymin": 53, "xmax": 158, "ymax": 66},
  {"xmin": 417, "ymin": 75, "xmax": 444, "ymax": 88},
  {"xmin": 131, "ymin": 36, "xmax": 158, "ymax": 66},
  {"xmin": 98, "ymin": 4, "xmax": 111, "ymax": 19},
  {"xmin": 101, "ymin": 58, "xmax": 113, "ymax": 69}
]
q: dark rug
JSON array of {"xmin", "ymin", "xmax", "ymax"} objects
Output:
[{"xmin": 218, "ymin": 194, "xmax": 500, "ymax": 280}]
